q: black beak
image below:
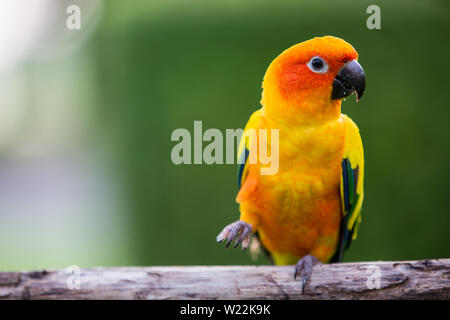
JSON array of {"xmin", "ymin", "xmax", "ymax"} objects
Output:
[{"xmin": 331, "ymin": 60, "xmax": 365, "ymax": 101}]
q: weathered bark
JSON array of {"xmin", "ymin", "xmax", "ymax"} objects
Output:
[{"xmin": 0, "ymin": 259, "xmax": 448, "ymax": 299}]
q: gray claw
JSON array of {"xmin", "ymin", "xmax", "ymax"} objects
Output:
[
  {"xmin": 235, "ymin": 225, "xmax": 251, "ymax": 248},
  {"xmin": 217, "ymin": 221, "xmax": 252, "ymax": 250},
  {"xmin": 294, "ymin": 254, "xmax": 321, "ymax": 294}
]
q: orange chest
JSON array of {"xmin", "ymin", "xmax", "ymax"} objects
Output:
[{"xmin": 251, "ymin": 118, "xmax": 345, "ymax": 221}]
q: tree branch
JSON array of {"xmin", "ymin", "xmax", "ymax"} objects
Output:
[{"xmin": 0, "ymin": 259, "xmax": 449, "ymax": 299}]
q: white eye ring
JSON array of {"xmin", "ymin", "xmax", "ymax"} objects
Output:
[{"xmin": 307, "ymin": 56, "xmax": 328, "ymax": 74}]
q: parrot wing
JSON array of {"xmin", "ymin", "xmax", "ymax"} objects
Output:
[
  {"xmin": 237, "ymin": 108, "xmax": 262, "ymax": 190},
  {"xmin": 331, "ymin": 115, "xmax": 364, "ymax": 262},
  {"xmin": 236, "ymin": 108, "xmax": 274, "ymax": 262}
]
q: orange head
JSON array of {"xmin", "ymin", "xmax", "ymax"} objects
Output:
[{"xmin": 261, "ymin": 36, "xmax": 365, "ymax": 125}]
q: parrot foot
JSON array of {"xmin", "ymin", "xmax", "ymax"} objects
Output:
[
  {"xmin": 216, "ymin": 221, "xmax": 252, "ymax": 251},
  {"xmin": 294, "ymin": 255, "xmax": 321, "ymax": 294}
]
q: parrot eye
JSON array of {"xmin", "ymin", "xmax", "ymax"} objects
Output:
[{"xmin": 307, "ymin": 56, "xmax": 328, "ymax": 74}]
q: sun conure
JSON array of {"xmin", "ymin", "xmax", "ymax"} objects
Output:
[{"xmin": 217, "ymin": 36, "xmax": 365, "ymax": 292}]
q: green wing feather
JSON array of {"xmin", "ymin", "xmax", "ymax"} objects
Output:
[{"xmin": 331, "ymin": 115, "xmax": 364, "ymax": 262}]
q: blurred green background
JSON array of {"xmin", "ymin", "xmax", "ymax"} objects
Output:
[{"xmin": 0, "ymin": 0, "xmax": 449, "ymax": 270}]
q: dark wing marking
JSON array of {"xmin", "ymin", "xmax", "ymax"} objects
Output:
[
  {"xmin": 237, "ymin": 147, "xmax": 250, "ymax": 190},
  {"xmin": 330, "ymin": 158, "xmax": 360, "ymax": 263}
]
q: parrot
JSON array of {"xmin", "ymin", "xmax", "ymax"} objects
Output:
[{"xmin": 216, "ymin": 36, "xmax": 365, "ymax": 292}]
